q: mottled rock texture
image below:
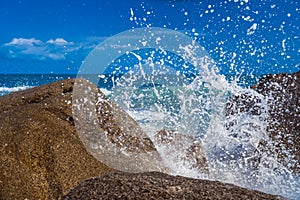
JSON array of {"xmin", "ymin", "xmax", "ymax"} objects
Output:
[
  {"xmin": 0, "ymin": 79, "xmax": 116, "ymax": 199},
  {"xmin": 0, "ymin": 76, "xmax": 291, "ymax": 199},
  {"xmin": 63, "ymin": 171, "xmax": 283, "ymax": 200},
  {"xmin": 154, "ymin": 129, "xmax": 208, "ymax": 174},
  {"xmin": 252, "ymin": 71, "xmax": 300, "ymax": 173},
  {"xmin": 226, "ymin": 71, "xmax": 300, "ymax": 173},
  {"xmin": 72, "ymin": 79, "xmax": 164, "ymax": 173}
]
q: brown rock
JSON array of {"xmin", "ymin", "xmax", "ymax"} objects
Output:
[
  {"xmin": 72, "ymin": 79, "xmax": 165, "ymax": 173},
  {"xmin": 0, "ymin": 77, "xmax": 168, "ymax": 199},
  {"xmin": 154, "ymin": 129, "xmax": 208, "ymax": 174},
  {"xmin": 0, "ymin": 78, "xmax": 117, "ymax": 199},
  {"xmin": 63, "ymin": 171, "xmax": 283, "ymax": 200}
]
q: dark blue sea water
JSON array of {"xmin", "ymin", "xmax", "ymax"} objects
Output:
[
  {"xmin": 0, "ymin": 73, "xmax": 263, "ymax": 97},
  {"xmin": 0, "ymin": 74, "xmax": 76, "ymax": 96}
]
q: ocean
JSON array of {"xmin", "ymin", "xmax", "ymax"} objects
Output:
[
  {"xmin": 0, "ymin": 73, "xmax": 262, "ymax": 97},
  {"xmin": 1, "ymin": 73, "xmax": 299, "ymax": 199},
  {"xmin": 0, "ymin": 74, "xmax": 76, "ymax": 96}
]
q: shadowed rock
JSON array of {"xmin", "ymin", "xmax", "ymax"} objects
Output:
[
  {"xmin": 154, "ymin": 129, "xmax": 208, "ymax": 174},
  {"xmin": 63, "ymin": 171, "xmax": 283, "ymax": 200},
  {"xmin": 226, "ymin": 71, "xmax": 300, "ymax": 173},
  {"xmin": 252, "ymin": 71, "xmax": 300, "ymax": 173}
]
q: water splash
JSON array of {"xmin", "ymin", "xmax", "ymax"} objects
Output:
[
  {"xmin": 73, "ymin": 27, "xmax": 299, "ymax": 199},
  {"xmin": 109, "ymin": 60, "xmax": 299, "ymax": 199}
]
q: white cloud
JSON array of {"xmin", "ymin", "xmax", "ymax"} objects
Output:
[
  {"xmin": 21, "ymin": 46, "xmax": 46, "ymax": 55},
  {"xmin": 4, "ymin": 38, "xmax": 43, "ymax": 46},
  {"xmin": 46, "ymin": 38, "xmax": 74, "ymax": 45},
  {"xmin": 47, "ymin": 53, "xmax": 66, "ymax": 60},
  {"xmin": 2, "ymin": 36, "xmax": 111, "ymax": 61},
  {"xmin": 3, "ymin": 37, "xmax": 76, "ymax": 60}
]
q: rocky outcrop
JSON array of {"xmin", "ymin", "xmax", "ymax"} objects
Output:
[
  {"xmin": 0, "ymin": 79, "xmax": 115, "ymax": 199},
  {"xmin": 72, "ymin": 79, "xmax": 164, "ymax": 173},
  {"xmin": 0, "ymin": 78, "xmax": 162, "ymax": 199},
  {"xmin": 0, "ymin": 79, "xmax": 173, "ymax": 199},
  {"xmin": 63, "ymin": 171, "xmax": 282, "ymax": 200},
  {"xmin": 252, "ymin": 71, "xmax": 300, "ymax": 173},
  {"xmin": 226, "ymin": 71, "xmax": 300, "ymax": 173},
  {"xmin": 0, "ymin": 77, "xmax": 290, "ymax": 199},
  {"xmin": 154, "ymin": 129, "xmax": 208, "ymax": 174}
]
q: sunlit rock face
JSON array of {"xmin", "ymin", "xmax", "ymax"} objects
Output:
[
  {"xmin": 1, "ymin": 75, "xmax": 297, "ymax": 199},
  {"xmin": 0, "ymin": 79, "xmax": 114, "ymax": 199},
  {"xmin": 0, "ymin": 78, "xmax": 166, "ymax": 199},
  {"xmin": 97, "ymin": 96, "xmax": 156, "ymax": 154},
  {"xmin": 72, "ymin": 78, "xmax": 165, "ymax": 173},
  {"xmin": 226, "ymin": 71, "xmax": 300, "ymax": 174}
]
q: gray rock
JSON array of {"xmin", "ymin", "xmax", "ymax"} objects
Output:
[{"xmin": 226, "ymin": 71, "xmax": 300, "ymax": 173}]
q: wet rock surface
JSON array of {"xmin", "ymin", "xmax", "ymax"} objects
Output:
[
  {"xmin": 72, "ymin": 79, "xmax": 164, "ymax": 173},
  {"xmin": 63, "ymin": 171, "xmax": 283, "ymax": 200},
  {"xmin": 154, "ymin": 129, "xmax": 209, "ymax": 174},
  {"xmin": 226, "ymin": 70, "xmax": 300, "ymax": 173},
  {"xmin": 252, "ymin": 71, "xmax": 300, "ymax": 173}
]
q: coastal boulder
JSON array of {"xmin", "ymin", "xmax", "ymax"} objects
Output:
[
  {"xmin": 226, "ymin": 71, "xmax": 300, "ymax": 173},
  {"xmin": 0, "ymin": 79, "xmax": 115, "ymax": 199},
  {"xmin": 252, "ymin": 71, "xmax": 300, "ymax": 173},
  {"xmin": 72, "ymin": 78, "xmax": 165, "ymax": 173},
  {"xmin": 154, "ymin": 129, "xmax": 208, "ymax": 174},
  {"xmin": 0, "ymin": 78, "xmax": 162, "ymax": 199},
  {"xmin": 63, "ymin": 171, "xmax": 282, "ymax": 199}
]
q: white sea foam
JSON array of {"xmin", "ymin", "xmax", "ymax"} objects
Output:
[
  {"xmin": 99, "ymin": 88, "xmax": 112, "ymax": 96},
  {"xmin": 0, "ymin": 86, "xmax": 33, "ymax": 93}
]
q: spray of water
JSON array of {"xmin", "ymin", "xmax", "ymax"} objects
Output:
[{"xmin": 73, "ymin": 27, "xmax": 299, "ymax": 199}]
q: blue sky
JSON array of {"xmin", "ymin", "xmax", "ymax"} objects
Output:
[{"xmin": 0, "ymin": 0, "xmax": 299, "ymax": 74}]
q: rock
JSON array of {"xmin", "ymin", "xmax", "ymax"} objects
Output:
[
  {"xmin": 225, "ymin": 90, "xmax": 266, "ymax": 117},
  {"xmin": 72, "ymin": 78, "xmax": 165, "ymax": 173},
  {"xmin": 154, "ymin": 129, "xmax": 208, "ymax": 174},
  {"xmin": 224, "ymin": 89, "xmax": 268, "ymax": 170},
  {"xmin": 252, "ymin": 71, "xmax": 300, "ymax": 173},
  {"xmin": 0, "ymin": 78, "xmax": 115, "ymax": 199},
  {"xmin": 226, "ymin": 71, "xmax": 300, "ymax": 173},
  {"xmin": 0, "ymin": 78, "xmax": 162, "ymax": 199},
  {"xmin": 1, "ymin": 76, "xmax": 291, "ymax": 199},
  {"xmin": 63, "ymin": 171, "xmax": 283, "ymax": 200}
]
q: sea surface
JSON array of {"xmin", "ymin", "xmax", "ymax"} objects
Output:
[
  {"xmin": 0, "ymin": 74, "xmax": 76, "ymax": 96},
  {"xmin": 0, "ymin": 73, "xmax": 261, "ymax": 97}
]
